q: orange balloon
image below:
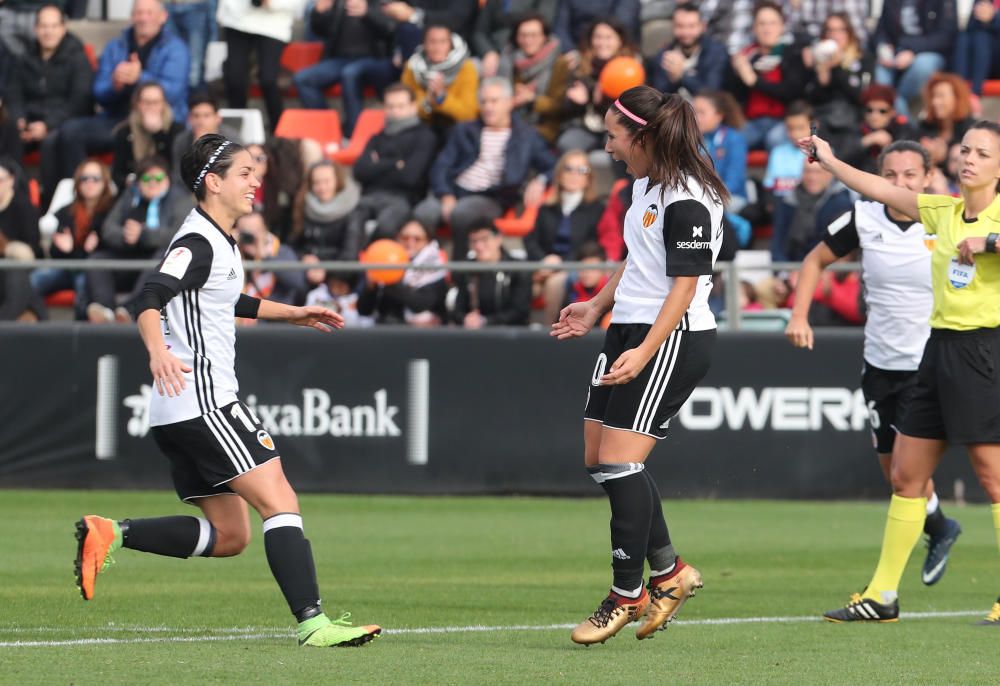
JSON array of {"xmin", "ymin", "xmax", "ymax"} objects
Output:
[
  {"xmin": 361, "ymin": 239, "xmax": 408, "ymax": 285},
  {"xmin": 599, "ymin": 56, "xmax": 646, "ymax": 99}
]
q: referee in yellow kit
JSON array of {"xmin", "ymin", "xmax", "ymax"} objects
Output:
[{"xmin": 799, "ymin": 121, "xmax": 1000, "ymax": 626}]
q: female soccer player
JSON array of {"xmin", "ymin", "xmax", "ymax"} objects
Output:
[
  {"xmin": 799, "ymin": 123, "xmax": 1000, "ymax": 625},
  {"xmin": 786, "ymin": 141, "xmax": 962, "ymax": 587},
  {"xmin": 73, "ymin": 133, "xmax": 383, "ymax": 647},
  {"xmin": 552, "ymin": 86, "xmax": 728, "ymax": 644}
]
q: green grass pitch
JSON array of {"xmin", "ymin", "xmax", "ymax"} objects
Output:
[{"xmin": 1, "ymin": 490, "xmax": 998, "ymax": 685}]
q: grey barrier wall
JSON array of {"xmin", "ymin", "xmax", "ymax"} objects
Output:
[{"xmin": 0, "ymin": 324, "xmax": 983, "ymax": 500}]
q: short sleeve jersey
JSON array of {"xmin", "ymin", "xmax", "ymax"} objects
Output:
[
  {"xmin": 823, "ymin": 200, "xmax": 933, "ymax": 370},
  {"xmin": 611, "ymin": 177, "xmax": 724, "ymax": 330},
  {"xmin": 148, "ymin": 208, "xmax": 245, "ymax": 427},
  {"xmin": 917, "ymin": 193, "xmax": 1000, "ymax": 330}
]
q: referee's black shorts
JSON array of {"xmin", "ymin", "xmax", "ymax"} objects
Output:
[
  {"xmin": 152, "ymin": 399, "xmax": 280, "ymax": 502},
  {"xmin": 897, "ymin": 326, "xmax": 1000, "ymax": 444},
  {"xmin": 860, "ymin": 362, "xmax": 920, "ymax": 454},
  {"xmin": 584, "ymin": 323, "xmax": 715, "ymax": 439}
]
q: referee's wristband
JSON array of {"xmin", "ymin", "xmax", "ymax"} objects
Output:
[{"xmin": 987, "ymin": 232, "xmax": 999, "ymax": 255}]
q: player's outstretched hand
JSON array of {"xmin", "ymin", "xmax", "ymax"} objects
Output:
[
  {"xmin": 600, "ymin": 346, "xmax": 652, "ymax": 385},
  {"xmin": 551, "ymin": 302, "xmax": 600, "ymax": 340},
  {"xmin": 149, "ymin": 348, "xmax": 192, "ymax": 397},
  {"xmin": 796, "ymin": 133, "xmax": 834, "ymax": 170},
  {"xmin": 287, "ymin": 305, "xmax": 345, "ymax": 332},
  {"xmin": 784, "ymin": 315, "xmax": 814, "ymax": 350}
]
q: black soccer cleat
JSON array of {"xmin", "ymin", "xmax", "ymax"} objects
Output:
[
  {"xmin": 921, "ymin": 518, "xmax": 962, "ymax": 586},
  {"xmin": 823, "ymin": 593, "xmax": 899, "ymax": 623}
]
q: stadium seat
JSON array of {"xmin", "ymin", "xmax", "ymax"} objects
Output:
[
  {"xmin": 219, "ymin": 108, "xmax": 267, "ymax": 145},
  {"xmin": 274, "ymin": 109, "xmax": 343, "ymax": 155},
  {"xmin": 983, "ymin": 81, "xmax": 1000, "ymax": 97},
  {"xmin": 28, "ymin": 179, "xmax": 40, "ymax": 207},
  {"xmin": 83, "ymin": 43, "xmax": 98, "ymax": 71},
  {"xmin": 330, "ymin": 109, "xmax": 385, "ymax": 165},
  {"xmin": 494, "ymin": 187, "xmax": 554, "ymax": 238},
  {"xmin": 247, "ymin": 42, "xmax": 324, "ymax": 98},
  {"xmin": 747, "ymin": 150, "xmax": 768, "ymax": 168},
  {"xmin": 45, "ymin": 290, "xmax": 76, "ymax": 308}
]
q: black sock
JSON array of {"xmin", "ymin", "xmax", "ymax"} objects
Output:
[
  {"xmin": 121, "ymin": 516, "xmax": 215, "ymax": 558},
  {"xmin": 588, "ymin": 463, "xmax": 651, "ymax": 595},
  {"xmin": 644, "ymin": 471, "xmax": 676, "ymax": 573},
  {"xmin": 262, "ymin": 513, "xmax": 321, "ymax": 621},
  {"xmin": 923, "ymin": 501, "xmax": 949, "ymax": 538}
]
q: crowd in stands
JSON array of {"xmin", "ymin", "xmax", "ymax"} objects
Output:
[{"xmin": 1, "ymin": 0, "xmax": 997, "ymax": 328}]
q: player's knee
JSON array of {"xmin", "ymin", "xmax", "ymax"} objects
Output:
[
  {"xmin": 213, "ymin": 527, "xmax": 252, "ymax": 557},
  {"xmin": 888, "ymin": 466, "xmax": 922, "ymax": 497}
]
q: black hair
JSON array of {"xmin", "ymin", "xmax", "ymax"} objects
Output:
[
  {"xmin": 0, "ymin": 155, "xmax": 20, "ymax": 180},
  {"xmin": 383, "ymin": 82, "xmax": 416, "ymax": 101},
  {"xmin": 424, "ymin": 23, "xmax": 452, "ymax": 38},
  {"xmin": 753, "ymin": 0, "xmax": 784, "ymax": 20},
  {"xmin": 784, "ymin": 100, "xmax": 813, "ymax": 120},
  {"xmin": 510, "ymin": 11, "xmax": 550, "ymax": 45},
  {"xmin": 180, "ymin": 132, "xmax": 247, "ymax": 201},
  {"xmin": 671, "ymin": 2, "xmax": 701, "ymax": 18},
  {"xmin": 35, "ymin": 3, "xmax": 65, "ymax": 24},
  {"xmin": 188, "ymin": 91, "xmax": 220, "ymax": 112},
  {"xmin": 135, "ymin": 155, "xmax": 171, "ymax": 178},
  {"xmin": 877, "ymin": 140, "xmax": 931, "ymax": 174},
  {"xmin": 575, "ymin": 240, "xmax": 607, "ymax": 261},
  {"xmin": 612, "ymin": 86, "xmax": 729, "ymax": 205}
]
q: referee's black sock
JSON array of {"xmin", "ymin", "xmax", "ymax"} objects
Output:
[
  {"xmin": 644, "ymin": 471, "xmax": 677, "ymax": 574},
  {"xmin": 588, "ymin": 463, "xmax": 651, "ymax": 596},
  {"xmin": 923, "ymin": 492, "xmax": 950, "ymax": 538},
  {"xmin": 262, "ymin": 513, "xmax": 322, "ymax": 621},
  {"xmin": 121, "ymin": 516, "xmax": 216, "ymax": 558}
]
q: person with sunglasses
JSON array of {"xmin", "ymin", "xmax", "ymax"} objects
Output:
[
  {"xmin": 85, "ymin": 155, "xmax": 194, "ymax": 323},
  {"xmin": 842, "ymin": 83, "xmax": 918, "ymax": 174},
  {"xmin": 524, "ymin": 148, "xmax": 605, "ymax": 324}
]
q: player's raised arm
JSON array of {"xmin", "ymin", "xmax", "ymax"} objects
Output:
[{"xmin": 798, "ymin": 134, "xmax": 920, "ymax": 220}]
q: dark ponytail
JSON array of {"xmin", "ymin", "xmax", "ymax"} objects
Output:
[{"xmin": 612, "ymin": 86, "xmax": 729, "ymax": 206}]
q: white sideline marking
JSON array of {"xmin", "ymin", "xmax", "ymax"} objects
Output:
[{"xmin": 0, "ymin": 610, "xmax": 984, "ymax": 648}]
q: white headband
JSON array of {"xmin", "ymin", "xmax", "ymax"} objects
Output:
[{"xmin": 192, "ymin": 140, "xmax": 232, "ymax": 192}]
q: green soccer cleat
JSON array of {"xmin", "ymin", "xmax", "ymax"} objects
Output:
[{"xmin": 298, "ymin": 612, "xmax": 382, "ymax": 647}]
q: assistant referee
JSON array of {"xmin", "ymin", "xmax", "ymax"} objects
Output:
[{"xmin": 800, "ymin": 121, "xmax": 1000, "ymax": 626}]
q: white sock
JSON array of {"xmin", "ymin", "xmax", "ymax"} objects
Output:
[
  {"xmin": 650, "ymin": 561, "xmax": 676, "ymax": 578},
  {"xmin": 880, "ymin": 590, "xmax": 898, "ymax": 604},
  {"xmin": 611, "ymin": 584, "xmax": 643, "ymax": 599},
  {"xmin": 926, "ymin": 492, "xmax": 939, "ymax": 515}
]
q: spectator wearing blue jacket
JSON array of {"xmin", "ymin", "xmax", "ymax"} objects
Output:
[
  {"xmin": 553, "ymin": 0, "xmax": 640, "ymax": 61},
  {"xmin": 650, "ymin": 3, "xmax": 726, "ymax": 96},
  {"xmin": 772, "ymin": 162, "xmax": 853, "ymax": 262},
  {"xmin": 693, "ymin": 90, "xmax": 751, "ymax": 245},
  {"xmin": 953, "ymin": 1, "xmax": 1000, "ymax": 96},
  {"xmin": 872, "ymin": 0, "xmax": 957, "ymax": 118},
  {"xmin": 413, "ymin": 77, "xmax": 555, "ymax": 259},
  {"xmin": 52, "ymin": 0, "xmax": 189, "ymax": 187}
]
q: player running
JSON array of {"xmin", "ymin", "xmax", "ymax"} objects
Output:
[
  {"xmin": 786, "ymin": 140, "xmax": 962, "ymax": 587},
  {"xmin": 73, "ymin": 134, "xmax": 382, "ymax": 647},
  {"xmin": 800, "ymin": 122, "xmax": 1000, "ymax": 625},
  {"xmin": 552, "ymin": 86, "xmax": 727, "ymax": 645}
]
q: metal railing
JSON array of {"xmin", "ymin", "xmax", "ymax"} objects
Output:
[{"xmin": 0, "ymin": 257, "xmax": 863, "ymax": 330}]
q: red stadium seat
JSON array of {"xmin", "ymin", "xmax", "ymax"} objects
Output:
[
  {"xmin": 330, "ymin": 109, "xmax": 385, "ymax": 165},
  {"xmin": 281, "ymin": 42, "xmax": 324, "ymax": 72},
  {"xmin": 495, "ymin": 187, "xmax": 555, "ymax": 237},
  {"xmin": 274, "ymin": 109, "xmax": 343, "ymax": 153},
  {"xmin": 746, "ymin": 150, "xmax": 768, "ymax": 168},
  {"xmin": 45, "ymin": 290, "xmax": 75, "ymax": 308},
  {"xmin": 83, "ymin": 43, "xmax": 98, "ymax": 71},
  {"xmin": 28, "ymin": 179, "xmax": 40, "ymax": 207},
  {"xmin": 982, "ymin": 80, "xmax": 1000, "ymax": 97}
]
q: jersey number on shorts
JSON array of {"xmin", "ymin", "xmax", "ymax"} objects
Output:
[
  {"xmin": 867, "ymin": 400, "xmax": 881, "ymax": 430},
  {"xmin": 591, "ymin": 353, "xmax": 608, "ymax": 386},
  {"xmin": 230, "ymin": 402, "xmax": 261, "ymax": 432}
]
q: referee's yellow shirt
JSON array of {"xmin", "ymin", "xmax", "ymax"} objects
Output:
[{"xmin": 918, "ymin": 192, "xmax": 1000, "ymax": 330}]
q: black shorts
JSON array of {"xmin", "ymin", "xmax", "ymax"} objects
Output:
[
  {"xmin": 860, "ymin": 362, "xmax": 919, "ymax": 454},
  {"xmin": 151, "ymin": 399, "xmax": 280, "ymax": 502},
  {"xmin": 584, "ymin": 324, "xmax": 715, "ymax": 439},
  {"xmin": 897, "ymin": 327, "xmax": 1000, "ymax": 444}
]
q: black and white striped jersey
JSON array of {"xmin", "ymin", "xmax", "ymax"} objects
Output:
[
  {"xmin": 611, "ymin": 177, "xmax": 724, "ymax": 330},
  {"xmin": 148, "ymin": 208, "xmax": 246, "ymax": 427},
  {"xmin": 823, "ymin": 200, "xmax": 933, "ymax": 371}
]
